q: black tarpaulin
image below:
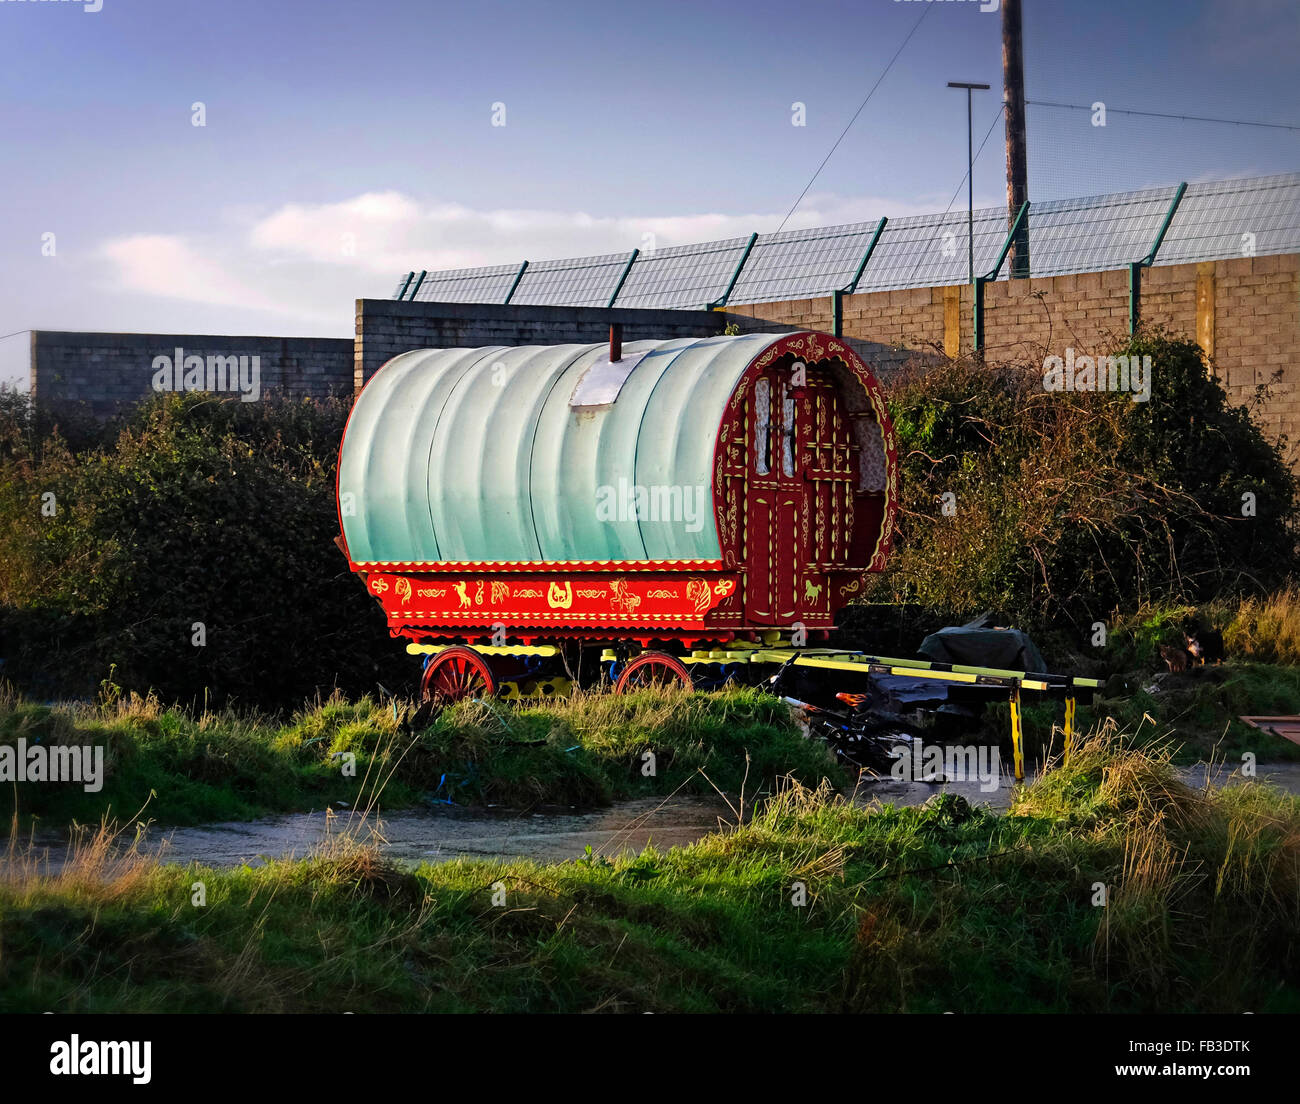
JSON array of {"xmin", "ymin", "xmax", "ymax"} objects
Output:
[{"xmin": 917, "ymin": 624, "xmax": 1047, "ymax": 673}]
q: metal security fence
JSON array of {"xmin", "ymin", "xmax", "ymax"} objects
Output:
[
  {"xmin": 507, "ymin": 252, "xmax": 632, "ymax": 307},
  {"xmin": 397, "ymin": 264, "xmax": 520, "ymax": 304},
  {"xmin": 854, "ymin": 207, "xmax": 1008, "ymax": 291},
  {"xmin": 613, "ymin": 236, "xmax": 754, "ymax": 311},
  {"xmin": 727, "ymin": 221, "xmax": 882, "ymax": 304},
  {"xmin": 1023, "ymin": 187, "xmax": 1182, "ymax": 278},
  {"xmin": 392, "ymin": 172, "xmax": 1300, "ymax": 309},
  {"xmin": 1159, "ymin": 174, "xmax": 1300, "ymax": 266}
]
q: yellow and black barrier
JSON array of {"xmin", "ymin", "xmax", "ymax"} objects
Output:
[
  {"xmin": 750, "ymin": 648, "xmax": 1099, "ymax": 782},
  {"xmin": 404, "ymin": 640, "xmax": 1098, "ymax": 781}
]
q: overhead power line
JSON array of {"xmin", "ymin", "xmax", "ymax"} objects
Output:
[
  {"xmin": 940, "ymin": 101, "xmax": 1008, "ymax": 225},
  {"xmin": 1027, "ymin": 99, "xmax": 1300, "ymax": 133},
  {"xmin": 904, "ymin": 100, "xmax": 1007, "ymax": 285},
  {"xmin": 775, "ymin": 4, "xmax": 935, "ymax": 234}
]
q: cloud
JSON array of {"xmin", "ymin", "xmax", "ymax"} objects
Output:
[
  {"xmin": 249, "ymin": 192, "xmax": 425, "ymax": 266},
  {"xmin": 100, "ymin": 235, "xmax": 261, "ymax": 310},
  {"xmin": 95, "ymin": 189, "xmax": 964, "ymax": 327},
  {"xmin": 98, "ymin": 228, "xmax": 378, "ymax": 328},
  {"xmin": 247, "ymin": 189, "xmax": 949, "ymax": 274}
]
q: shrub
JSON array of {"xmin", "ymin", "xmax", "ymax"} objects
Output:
[
  {"xmin": 867, "ymin": 331, "xmax": 1298, "ymax": 631},
  {"xmin": 0, "ymin": 392, "xmax": 405, "ymax": 709}
]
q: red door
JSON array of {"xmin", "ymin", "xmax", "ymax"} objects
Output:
[
  {"xmin": 743, "ymin": 359, "xmax": 861, "ymax": 629},
  {"xmin": 797, "ymin": 372, "xmax": 857, "ymax": 624},
  {"xmin": 745, "ymin": 361, "xmax": 803, "ymax": 624}
]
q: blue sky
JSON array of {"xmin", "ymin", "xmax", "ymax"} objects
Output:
[{"xmin": 0, "ymin": 0, "xmax": 1295, "ymax": 348}]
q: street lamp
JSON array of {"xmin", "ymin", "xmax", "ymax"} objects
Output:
[{"xmin": 948, "ymin": 81, "xmax": 990, "ymax": 286}]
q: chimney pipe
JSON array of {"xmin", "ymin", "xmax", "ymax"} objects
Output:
[{"xmin": 609, "ymin": 323, "xmax": 623, "ymax": 362}]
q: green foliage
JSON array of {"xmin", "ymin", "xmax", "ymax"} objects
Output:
[
  {"xmin": 869, "ymin": 331, "xmax": 1298, "ymax": 629},
  {"xmin": 0, "ymin": 390, "xmax": 121, "ymax": 463},
  {"xmin": 0, "ymin": 392, "xmax": 404, "ymax": 708},
  {"xmin": 0, "ymin": 687, "xmax": 840, "ymax": 827},
  {"xmin": 1082, "ymin": 663, "xmax": 1300, "ymax": 761}
]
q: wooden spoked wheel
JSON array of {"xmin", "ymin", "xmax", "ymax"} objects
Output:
[
  {"xmin": 420, "ymin": 646, "xmax": 497, "ymax": 705},
  {"xmin": 614, "ymin": 651, "xmax": 692, "ymax": 694}
]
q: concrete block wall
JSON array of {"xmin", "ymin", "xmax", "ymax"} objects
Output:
[
  {"xmin": 843, "ymin": 287, "xmax": 947, "ymax": 367},
  {"xmin": 23, "ymin": 253, "xmax": 1297, "ymax": 449},
  {"xmin": 981, "ymin": 268, "xmax": 1132, "ymax": 356},
  {"xmin": 723, "ymin": 288, "xmax": 950, "ymax": 376},
  {"xmin": 32, "ymin": 332, "xmax": 354, "ymax": 419},
  {"xmin": 352, "ymin": 299, "xmax": 804, "ymax": 391},
  {"xmin": 722, "ymin": 296, "xmax": 834, "ymax": 333},
  {"xmin": 1135, "ymin": 263, "xmax": 1198, "ymax": 345},
  {"xmin": 354, "ymin": 299, "xmax": 900, "ymax": 393},
  {"xmin": 1209, "ymin": 255, "xmax": 1300, "ymax": 445}
]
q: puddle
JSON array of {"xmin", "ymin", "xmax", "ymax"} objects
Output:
[
  {"xmin": 12, "ymin": 763, "xmax": 1298, "ymax": 872},
  {"xmin": 1178, "ymin": 761, "xmax": 1300, "ymax": 792},
  {"xmin": 18, "ymin": 795, "xmax": 736, "ymax": 871}
]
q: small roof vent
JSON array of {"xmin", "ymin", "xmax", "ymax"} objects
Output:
[{"xmin": 569, "ymin": 346, "xmax": 646, "ymax": 408}]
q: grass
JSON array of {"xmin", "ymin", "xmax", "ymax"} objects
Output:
[
  {"xmin": 8, "ymin": 634, "xmax": 1300, "ymax": 839},
  {"xmin": 0, "ymin": 685, "xmax": 844, "ymax": 829},
  {"xmin": 1068, "ymin": 587, "xmax": 1300, "ymax": 673},
  {"xmin": 983, "ymin": 662, "xmax": 1300, "ymax": 765},
  {"xmin": 987, "ymin": 589, "xmax": 1300, "ymax": 762},
  {"xmin": 2, "ymin": 724, "xmax": 1296, "ymax": 1013},
  {"xmin": 1224, "ymin": 586, "xmax": 1300, "ymax": 665},
  {"xmin": 1084, "ymin": 663, "xmax": 1300, "ymax": 760}
]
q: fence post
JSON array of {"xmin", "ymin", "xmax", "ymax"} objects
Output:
[
  {"xmin": 708, "ymin": 233, "xmax": 758, "ymax": 310},
  {"xmin": 843, "ymin": 217, "xmax": 888, "ymax": 295},
  {"xmin": 973, "ymin": 201, "xmax": 1030, "ymax": 354},
  {"xmin": 1129, "ymin": 182, "xmax": 1187, "ymax": 333},
  {"xmin": 503, "ymin": 260, "xmax": 529, "ymax": 305},
  {"xmin": 607, "ymin": 248, "xmax": 639, "ymax": 308}
]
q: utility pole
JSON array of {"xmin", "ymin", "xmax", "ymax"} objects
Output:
[
  {"xmin": 1003, "ymin": 0, "xmax": 1030, "ymax": 277},
  {"xmin": 948, "ymin": 81, "xmax": 990, "ymax": 286}
]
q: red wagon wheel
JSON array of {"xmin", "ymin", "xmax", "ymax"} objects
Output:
[
  {"xmin": 614, "ymin": 651, "xmax": 692, "ymax": 695},
  {"xmin": 420, "ymin": 645, "xmax": 498, "ymax": 705}
]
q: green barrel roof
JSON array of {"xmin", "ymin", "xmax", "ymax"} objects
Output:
[
  {"xmin": 340, "ymin": 333, "xmax": 799, "ymax": 565},
  {"xmin": 340, "ymin": 333, "xmax": 797, "ymax": 564}
]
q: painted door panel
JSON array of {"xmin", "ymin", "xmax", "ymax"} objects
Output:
[
  {"xmin": 744, "ymin": 361, "xmax": 804, "ymax": 624},
  {"xmin": 798, "ymin": 373, "xmax": 858, "ymax": 621}
]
